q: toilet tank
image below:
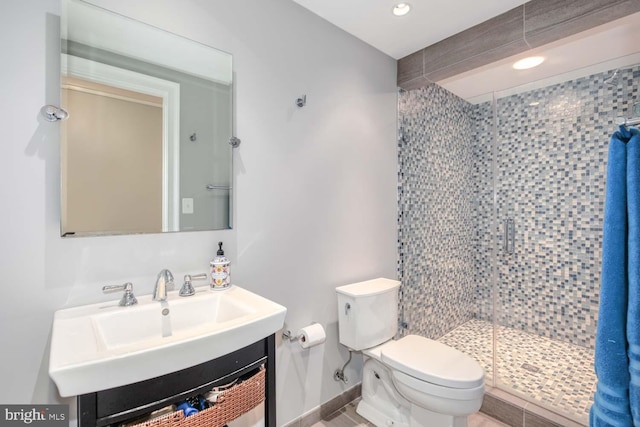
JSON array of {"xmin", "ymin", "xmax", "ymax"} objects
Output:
[{"xmin": 336, "ymin": 278, "xmax": 400, "ymax": 351}]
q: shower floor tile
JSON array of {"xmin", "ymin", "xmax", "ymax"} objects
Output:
[{"xmin": 437, "ymin": 319, "xmax": 596, "ymax": 425}]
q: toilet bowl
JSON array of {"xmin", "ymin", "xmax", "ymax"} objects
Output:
[{"xmin": 336, "ymin": 279, "xmax": 485, "ymax": 427}]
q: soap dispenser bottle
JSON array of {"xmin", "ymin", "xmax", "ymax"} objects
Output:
[{"xmin": 210, "ymin": 241, "xmax": 230, "ymax": 290}]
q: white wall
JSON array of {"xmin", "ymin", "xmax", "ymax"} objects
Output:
[{"xmin": 0, "ymin": 0, "xmax": 398, "ymax": 425}]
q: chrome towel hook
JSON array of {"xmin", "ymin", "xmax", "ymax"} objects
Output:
[{"xmin": 40, "ymin": 105, "xmax": 69, "ymax": 122}]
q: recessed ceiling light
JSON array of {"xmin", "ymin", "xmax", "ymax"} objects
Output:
[
  {"xmin": 393, "ymin": 3, "xmax": 411, "ymax": 16},
  {"xmin": 513, "ymin": 56, "xmax": 545, "ymax": 70}
]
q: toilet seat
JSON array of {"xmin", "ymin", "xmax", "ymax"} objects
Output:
[{"xmin": 378, "ymin": 335, "xmax": 484, "ymax": 389}]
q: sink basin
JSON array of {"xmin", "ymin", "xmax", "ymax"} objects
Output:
[
  {"xmin": 49, "ymin": 285, "xmax": 286, "ymax": 397},
  {"xmin": 92, "ymin": 290, "xmax": 256, "ymax": 350}
]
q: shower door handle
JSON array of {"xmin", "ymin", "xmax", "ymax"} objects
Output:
[{"xmin": 504, "ymin": 218, "xmax": 515, "ymax": 254}]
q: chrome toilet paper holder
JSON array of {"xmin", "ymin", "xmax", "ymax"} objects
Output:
[
  {"xmin": 283, "ymin": 323, "xmax": 326, "ymax": 348},
  {"xmin": 282, "ymin": 330, "xmax": 301, "ymax": 342}
]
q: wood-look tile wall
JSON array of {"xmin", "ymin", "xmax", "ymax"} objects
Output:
[{"xmin": 397, "ymin": 0, "xmax": 640, "ymax": 90}]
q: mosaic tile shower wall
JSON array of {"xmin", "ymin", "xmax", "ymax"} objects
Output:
[
  {"xmin": 479, "ymin": 65, "xmax": 640, "ymax": 349},
  {"xmin": 399, "ymin": 64, "xmax": 640, "ymax": 350},
  {"xmin": 397, "ymin": 84, "xmax": 476, "ymax": 339},
  {"xmin": 471, "ymin": 101, "xmax": 495, "ymax": 323}
]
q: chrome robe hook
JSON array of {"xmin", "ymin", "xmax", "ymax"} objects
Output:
[{"xmin": 40, "ymin": 105, "xmax": 69, "ymax": 122}]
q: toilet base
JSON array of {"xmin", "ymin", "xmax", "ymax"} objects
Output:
[
  {"xmin": 357, "ymin": 399, "xmax": 469, "ymax": 427},
  {"xmin": 408, "ymin": 405, "xmax": 469, "ymax": 427},
  {"xmin": 357, "ymin": 399, "xmax": 410, "ymax": 427},
  {"xmin": 358, "ymin": 359, "xmax": 473, "ymax": 427},
  {"xmin": 357, "ymin": 358, "xmax": 411, "ymax": 427}
]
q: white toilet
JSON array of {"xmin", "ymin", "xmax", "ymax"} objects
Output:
[{"xmin": 336, "ymin": 278, "xmax": 484, "ymax": 427}]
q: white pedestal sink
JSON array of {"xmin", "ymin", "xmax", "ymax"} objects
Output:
[{"xmin": 49, "ymin": 285, "xmax": 286, "ymax": 397}]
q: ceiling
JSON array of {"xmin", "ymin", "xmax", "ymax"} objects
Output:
[
  {"xmin": 292, "ymin": 0, "xmax": 527, "ymax": 60},
  {"xmin": 292, "ymin": 0, "xmax": 640, "ymax": 102}
]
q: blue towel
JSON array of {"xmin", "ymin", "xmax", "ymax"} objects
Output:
[
  {"xmin": 590, "ymin": 127, "xmax": 632, "ymax": 427},
  {"xmin": 626, "ymin": 127, "xmax": 640, "ymax": 426}
]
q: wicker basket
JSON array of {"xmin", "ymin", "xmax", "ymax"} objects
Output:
[{"xmin": 131, "ymin": 368, "xmax": 266, "ymax": 427}]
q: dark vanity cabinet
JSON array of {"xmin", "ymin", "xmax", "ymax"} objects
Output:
[{"xmin": 78, "ymin": 335, "xmax": 276, "ymax": 426}]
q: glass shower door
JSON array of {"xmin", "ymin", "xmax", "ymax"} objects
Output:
[{"xmin": 490, "ymin": 62, "xmax": 640, "ymax": 424}]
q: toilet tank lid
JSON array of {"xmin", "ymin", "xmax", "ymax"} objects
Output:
[
  {"xmin": 381, "ymin": 335, "xmax": 484, "ymax": 389},
  {"xmin": 336, "ymin": 278, "xmax": 400, "ymax": 297}
]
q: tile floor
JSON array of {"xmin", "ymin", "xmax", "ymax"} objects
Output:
[
  {"xmin": 311, "ymin": 400, "xmax": 509, "ymax": 427},
  {"xmin": 438, "ymin": 319, "xmax": 595, "ymax": 425}
]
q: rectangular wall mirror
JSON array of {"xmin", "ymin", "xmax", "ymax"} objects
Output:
[{"xmin": 60, "ymin": 0, "xmax": 233, "ymax": 237}]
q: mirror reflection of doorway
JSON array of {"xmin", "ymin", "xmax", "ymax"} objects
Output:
[
  {"xmin": 60, "ymin": 53, "xmax": 181, "ymax": 235},
  {"xmin": 61, "ymin": 76, "xmax": 163, "ymax": 234}
]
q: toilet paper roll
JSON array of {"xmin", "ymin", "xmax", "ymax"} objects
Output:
[{"xmin": 296, "ymin": 324, "xmax": 326, "ymax": 349}]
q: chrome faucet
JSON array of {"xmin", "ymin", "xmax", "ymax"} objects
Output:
[{"xmin": 153, "ymin": 269, "xmax": 174, "ymax": 301}]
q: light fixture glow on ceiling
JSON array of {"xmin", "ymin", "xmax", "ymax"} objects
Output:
[
  {"xmin": 512, "ymin": 56, "xmax": 545, "ymax": 70},
  {"xmin": 393, "ymin": 3, "xmax": 411, "ymax": 16}
]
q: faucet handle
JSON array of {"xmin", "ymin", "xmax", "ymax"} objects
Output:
[
  {"xmin": 179, "ymin": 273, "xmax": 207, "ymax": 297},
  {"xmin": 103, "ymin": 282, "xmax": 138, "ymax": 306}
]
